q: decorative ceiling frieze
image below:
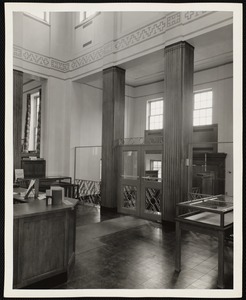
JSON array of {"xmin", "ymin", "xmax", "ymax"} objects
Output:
[{"xmin": 13, "ymin": 11, "xmax": 219, "ymax": 77}]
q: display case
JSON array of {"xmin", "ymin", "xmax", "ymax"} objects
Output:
[
  {"xmin": 176, "ymin": 194, "xmax": 233, "ymax": 228},
  {"xmin": 175, "ymin": 194, "xmax": 233, "ymax": 289}
]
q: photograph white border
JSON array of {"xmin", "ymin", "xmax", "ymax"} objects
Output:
[{"xmin": 4, "ymin": 2, "xmax": 242, "ymax": 298}]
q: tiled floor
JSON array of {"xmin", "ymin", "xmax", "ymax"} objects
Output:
[{"xmin": 56, "ymin": 203, "xmax": 233, "ymax": 290}]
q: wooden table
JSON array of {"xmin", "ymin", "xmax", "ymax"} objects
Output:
[
  {"xmin": 175, "ymin": 196, "xmax": 233, "ymax": 289},
  {"xmin": 13, "ymin": 190, "xmax": 78, "ymax": 288},
  {"xmin": 16, "ymin": 176, "xmax": 79, "ymax": 199}
]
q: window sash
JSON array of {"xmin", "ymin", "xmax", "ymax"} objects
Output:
[
  {"xmin": 193, "ymin": 90, "xmax": 213, "ymax": 126},
  {"xmin": 150, "ymin": 160, "xmax": 162, "ymax": 178},
  {"xmin": 147, "ymin": 99, "xmax": 163, "ymax": 130}
]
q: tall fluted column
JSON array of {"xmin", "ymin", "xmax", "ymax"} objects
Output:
[
  {"xmin": 101, "ymin": 66, "xmax": 125, "ymax": 209},
  {"xmin": 162, "ymin": 41, "xmax": 194, "ymax": 221}
]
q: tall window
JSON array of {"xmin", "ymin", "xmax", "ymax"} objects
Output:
[
  {"xmin": 147, "ymin": 99, "xmax": 163, "ymax": 130},
  {"xmin": 29, "ymin": 92, "xmax": 40, "ymax": 151},
  {"xmin": 151, "ymin": 160, "xmax": 162, "ymax": 178},
  {"xmin": 34, "ymin": 94, "xmax": 40, "ymax": 150},
  {"xmin": 193, "ymin": 90, "xmax": 213, "ymax": 126},
  {"xmin": 79, "ymin": 11, "xmax": 97, "ymax": 23}
]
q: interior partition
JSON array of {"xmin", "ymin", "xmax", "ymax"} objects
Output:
[{"xmin": 74, "ymin": 146, "xmax": 102, "ymax": 206}]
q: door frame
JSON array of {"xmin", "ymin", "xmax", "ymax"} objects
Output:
[{"xmin": 117, "ymin": 143, "xmax": 163, "ymax": 221}]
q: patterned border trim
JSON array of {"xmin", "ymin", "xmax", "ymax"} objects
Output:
[
  {"xmin": 14, "ymin": 11, "xmax": 214, "ymax": 74},
  {"xmin": 14, "ymin": 46, "xmax": 70, "ymax": 73},
  {"xmin": 182, "ymin": 11, "xmax": 209, "ymax": 22}
]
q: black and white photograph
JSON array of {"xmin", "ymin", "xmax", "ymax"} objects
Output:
[{"xmin": 4, "ymin": 2, "xmax": 242, "ymax": 298}]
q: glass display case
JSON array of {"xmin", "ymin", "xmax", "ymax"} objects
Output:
[
  {"xmin": 175, "ymin": 194, "xmax": 233, "ymax": 289},
  {"xmin": 176, "ymin": 194, "xmax": 233, "ymax": 228}
]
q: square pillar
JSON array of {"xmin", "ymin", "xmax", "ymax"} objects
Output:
[
  {"xmin": 162, "ymin": 41, "xmax": 194, "ymax": 221},
  {"xmin": 101, "ymin": 66, "xmax": 125, "ymax": 209}
]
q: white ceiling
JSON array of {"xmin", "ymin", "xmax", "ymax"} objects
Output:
[
  {"xmin": 122, "ymin": 24, "xmax": 233, "ymax": 86},
  {"xmin": 23, "ymin": 23, "xmax": 232, "ymax": 88}
]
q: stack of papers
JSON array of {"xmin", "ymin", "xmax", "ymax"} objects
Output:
[{"xmin": 38, "ymin": 194, "xmax": 46, "ymax": 200}]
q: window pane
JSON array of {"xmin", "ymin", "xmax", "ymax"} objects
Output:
[
  {"xmin": 148, "ymin": 99, "xmax": 163, "ymax": 129},
  {"xmin": 193, "ymin": 110, "xmax": 199, "ymax": 118},
  {"xmin": 194, "ymin": 98, "xmax": 201, "ymax": 109},
  {"xmin": 150, "ymin": 115, "xmax": 162, "ymax": 130},
  {"xmin": 123, "ymin": 151, "xmax": 138, "ymax": 178},
  {"xmin": 206, "ymin": 98, "xmax": 212, "ymax": 107},
  {"xmin": 150, "ymin": 100, "xmax": 163, "ymax": 116},
  {"xmin": 193, "ymin": 91, "xmax": 212, "ymax": 126},
  {"xmin": 194, "ymin": 93, "xmax": 200, "ymax": 101},
  {"xmin": 151, "ymin": 160, "xmax": 162, "ymax": 178}
]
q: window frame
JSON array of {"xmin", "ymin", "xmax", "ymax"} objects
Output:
[
  {"xmin": 150, "ymin": 160, "xmax": 162, "ymax": 178},
  {"xmin": 193, "ymin": 89, "xmax": 213, "ymax": 126},
  {"xmin": 146, "ymin": 98, "xmax": 164, "ymax": 130},
  {"xmin": 30, "ymin": 91, "xmax": 40, "ymax": 151}
]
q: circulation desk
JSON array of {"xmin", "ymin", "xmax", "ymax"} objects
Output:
[
  {"xmin": 175, "ymin": 195, "xmax": 233, "ymax": 289},
  {"xmin": 13, "ymin": 191, "xmax": 78, "ymax": 288}
]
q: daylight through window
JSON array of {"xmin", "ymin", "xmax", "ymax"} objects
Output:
[
  {"xmin": 193, "ymin": 90, "xmax": 213, "ymax": 126},
  {"xmin": 151, "ymin": 160, "xmax": 162, "ymax": 178},
  {"xmin": 147, "ymin": 99, "xmax": 163, "ymax": 130}
]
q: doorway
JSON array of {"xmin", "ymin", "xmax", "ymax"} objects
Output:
[{"xmin": 118, "ymin": 144, "xmax": 162, "ymax": 221}]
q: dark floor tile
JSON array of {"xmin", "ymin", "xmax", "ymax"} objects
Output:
[{"xmin": 57, "ymin": 204, "xmax": 234, "ymax": 290}]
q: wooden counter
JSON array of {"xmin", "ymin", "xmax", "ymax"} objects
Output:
[{"xmin": 13, "ymin": 196, "xmax": 78, "ymax": 288}]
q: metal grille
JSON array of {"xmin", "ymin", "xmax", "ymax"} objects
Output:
[
  {"xmin": 123, "ymin": 185, "xmax": 137, "ymax": 209},
  {"xmin": 75, "ymin": 179, "xmax": 101, "ymax": 206},
  {"xmin": 145, "ymin": 187, "xmax": 161, "ymax": 214}
]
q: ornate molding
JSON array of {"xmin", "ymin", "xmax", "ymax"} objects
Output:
[
  {"xmin": 51, "ymin": 59, "xmax": 69, "ymax": 72},
  {"xmin": 167, "ymin": 12, "xmax": 181, "ymax": 28},
  {"xmin": 14, "ymin": 46, "xmax": 50, "ymax": 67},
  {"xmin": 113, "ymin": 18, "xmax": 167, "ymax": 52},
  {"xmin": 13, "ymin": 11, "xmax": 216, "ymax": 75},
  {"xmin": 13, "ymin": 45, "xmax": 70, "ymax": 73},
  {"xmin": 70, "ymin": 46, "xmax": 104, "ymax": 71},
  {"xmin": 183, "ymin": 11, "xmax": 210, "ymax": 22},
  {"xmin": 70, "ymin": 12, "xmax": 181, "ymax": 70}
]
